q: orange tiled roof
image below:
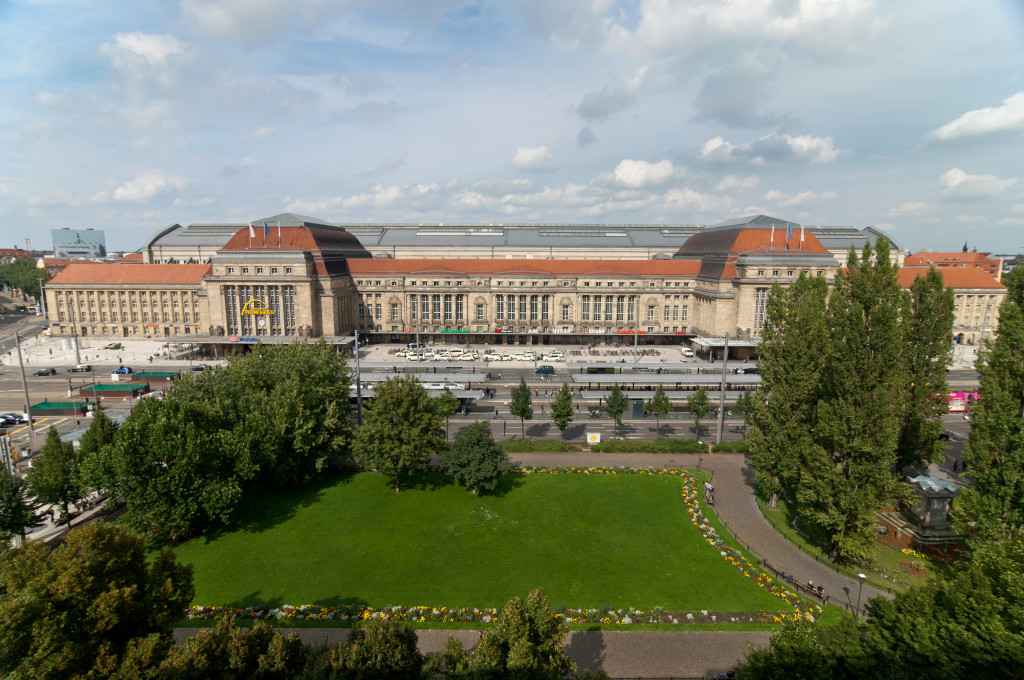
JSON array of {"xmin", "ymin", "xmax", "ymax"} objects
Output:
[
  {"xmin": 0, "ymin": 249, "xmax": 30, "ymax": 258},
  {"xmin": 677, "ymin": 227, "xmax": 831, "ymax": 256},
  {"xmin": 220, "ymin": 225, "xmax": 364, "ymax": 253},
  {"xmin": 117, "ymin": 252, "xmax": 144, "ymax": 263},
  {"xmin": 897, "ymin": 266, "xmax": 1004, "ymax": 290},
  {"xmin": 904, "ymin": 252, "xmax": 996, "ymax": 267},
  {"xmin": 346, "ymin": 258, "xmax": 702, "ymax": 277},
  {"xmin": 48, "ymin": 263, "xmax": 211, "ymax": 286}
]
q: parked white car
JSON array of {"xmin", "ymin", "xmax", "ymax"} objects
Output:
[{"xmin": 483, "ymin": 353, "xmax": 503, "ymax": 361}]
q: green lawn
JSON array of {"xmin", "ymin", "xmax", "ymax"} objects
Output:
[{"xmin": 171, "ymin": 471, "xmax": 784, "ymax": 613}]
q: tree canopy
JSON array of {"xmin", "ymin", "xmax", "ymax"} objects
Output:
[
  {"xmin": 739, "ymin": 539, "xmax": 1024, "ymax": 680},
  {"xmin": 0, "ymin": 469, "xmax": 43, "ymax": 542},
  {"xmin": 645, "ymin": 385, "xmax": 672, "ymax": 436},
  {"xmin": 603, "ymin": 384, "xmax": 628, "ymax": 428},
  {"xmin": 510, "ymin": 377, "xmax": 534, "ymax": 438},
  {"xmin": 747, "ymin": 238, "xmax": 955, "ymax": 563},
  {"xmin": 83, "ymin": 341, "xmax": 351, "ymax": 539},
  {"xmin": 0, "ymin": 523, "xmax": 193, "ymax": 679},
  {"xmin": 687, "ymin": 388, "xmax": 712, "ymax": 441},
  {"xmin": 0, "ymin": 258, "xmax": 49, "ymax": 299},
  {"xmin": 549, "ymin": 382, "xmax": 574, "ymax": 441},
  {"xmin": 27, "ymin": 426, "xmax": 83, "ymax": 527},
  {"xmin": 441, "ymin": 421, "xmax": 509, "ymax": 494},
  {"xmin": 956, "ymin": 266, "xmax": 1024, "ymax": 546},
  {"xmin": 352, "ymin": 374, "xmax": 446, "ymax": 493}
]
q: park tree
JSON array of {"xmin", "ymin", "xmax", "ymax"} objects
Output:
[
  {"xmin": 896, "ymin": 267, "xmax": 956, "ymax": 470},
  {"xmin": 331, "ymin": 618, "xmax": 425, "ymax": 680},
  {"xmin": 746, "ymin": 275, "xmax": 829, "ymax": 509},
  {"xmin": 441, "ymin": 422, "xmax": 509, "ymax": 494},
  {"xmin": 0, "ymin": 470, "xmax": 43, "ymax": 542},
  {"xmin": 510, "ymin": 377, "xmax": 534, "ymax": 438},
  {"xmin": 437, "ymin": 387, "xmax": 461, "ymax": 441},
  {"xmin": 549, "ymin": 382, "xmax": 574, "ymax": 441},
  {"xmin": 353, "ymin": 374, "xmax": 446, "ymax": 493},
  {"xmin": 956, "ymin": 266, "xmax": 1024, "ymax": 546},
  {"xmin": 438, "ymin": 589, "xmax": 575, "ymax": 680},
  {"xmin": 0, "ymin": 523, "xmax": 193, "ymax": 679},
  {"xmin": 27, "ymin": 426, "xmax": 83, "ymax": 527},
  {"xmin": 687, "ymin": 388, "xmax": 712, "ymax": 441},
  {"xmin": 645, "ymin": 384, "xmax": 672, "ymax": 436},
  {"xmin": 84, "ymin": 342, "xmax": 352, "ymax": 539},
  {"xmin": 739, "ymin": 539, "xmax": 1024, "ymax": 680},
  {"xmin": 800, "ymin": 238, "xmax": 912, "ymax": 564},
  {"xmin": 604, "ymin": 383, "xmax": 628, "ymax": 429},
  {"xmin": 0, "ymin": 258, "xmax": 49, "ymax": 299},
  {"xmin": 154, "ymin": 617, "xmax": 306, "ymax": 680}
]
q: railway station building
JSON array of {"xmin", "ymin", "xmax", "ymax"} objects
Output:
[{"xmin": 42, "ymin": 213, "xmax": 1005, "ymax": 352}]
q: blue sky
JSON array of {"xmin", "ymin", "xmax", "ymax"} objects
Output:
[{"xmin": 2, "ymin": 0, "xmax": 1023, "ymax": 254}]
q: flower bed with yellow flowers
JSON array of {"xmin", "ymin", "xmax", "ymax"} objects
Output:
[{"xmin": 187, "ymin": 466, "xmax": 819, "ymax": 625}]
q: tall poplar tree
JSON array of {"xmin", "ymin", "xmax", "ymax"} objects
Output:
[
  {"xmin": 897, "ymin": 267, "xmax": 956, "ymax": 470},
  {"xmin": 747, "ymin": 275, "xmax": 829, "ymax": 509},
  {"xmin": 956, "ymin": 267, "xmax": 1024, "ymax": 546},
  {"xmin": 800, "ymin": 238, "xmax": 911, "ymax": 563},
  {"xmin": 688, "ymin": 388, "xmax": 712, "ymax": 440}
]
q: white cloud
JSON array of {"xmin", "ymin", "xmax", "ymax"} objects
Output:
[
  {"xmin": 764, "ymin": 189, "xmax": 837, "ymax": 206},
  {"xmin": 112, "ymin": 172, "xmax": 190, "ymax": 202},
  {"xmin": 576, "ymin": 66, "xmax": 649, "ymax": 122},
  {"xmin": 940, "ymin": 168, "xmax": 1017, "ymax": 200},
  {"xmin": 700, "ymin": 133, "xmax": 840, "ymax": 165},
  {"xmin": 180, "ymin": 0, "xmax": 342, "ymax": 44},
  {"xmin": 716, "ymin": 174, "xmax": 759, "ymax": 192},
  {"xmin": 612, "ymin": 159, "xmax": 677, "ymax": 188},
  {"xmin": 247, "ymin": 125, "xmax": 276, "ymax": 142},
  {"xmin": 994, "ymin": 217, "xmax": 1024, "ymax": 227},
  {"xmin": 927, "ymin": 92, "xmax": 1024, "ymax": 142},
  {"xmin": 100, "ymin": 32, "xmax": 190, "ymax": 87},
  {"xmin": 953, "ymin": 215, "xmax": 987, "ymax": 224},
  {"xmin": 889, "ymin": 202, "xmax": 929, "ymax": 217},
  {"xmin": 511, "ymin": 146, "xmax": 555, "ymax": 171}
]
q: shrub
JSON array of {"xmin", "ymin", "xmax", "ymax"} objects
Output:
[
  {"xmin": 498, "ymin": 439, "xmax": 577, "ymax": 453},
  {"xmin": 588, "ymin": 439, "xmax": 704, "ymax": 453},
  {"xmin": 713, "ymin": 440, "xmax": 750, "ymax": 453}
]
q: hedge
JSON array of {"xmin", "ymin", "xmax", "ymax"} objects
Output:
[
  {"xmin": 589, "ymin": 439, "xmax": 750, "ymax": 453},
  {"xmin": 498, "ymin": 439, "xmax": 580, "ymax": 452}
]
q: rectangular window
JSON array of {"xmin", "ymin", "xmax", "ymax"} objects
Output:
[
  {"xmin": 664, "ymin": 305, "xmax": 670, "ymax": 321},
  {"xmin": 518, "ymin": 295, "xmax": 527, "ymax": 321},
  {"xmin": 681, "ymin": 305, "xmax": 688, "ymax": 322},
  {"xmin": 541, "ymin": 295, "xmax": 549, "ymax": 321},
  {"xmin": 410, "ymin": 295, "xmax": 417, "ymax": 321},
  {"xmin": 673, "ymin": 306, "xmax": 679, "ymax": 321},
  {"xmin": 375, "ymin": 304, "xmax": 382, "ymax": 319},
  {"xmin": 530, "ymin": 295, "xmax": 538, "ymax": 321},
  {"xmin": 754, "ymin": 287, "xmax": 768, "ymax": 329},
  {"xmin": 604, "ymin": 296, "xmax": 613, "ymax": 321},
  {"xmin": 476, "ymin": 305, "xmax": 485, "ymax": 322},
  {"xmin": 444, "ymin": 295, "xmax": 453, "ymax": 321},
  {"xmin": 647, "ymin": 306, "xmax": 655, "ymax": 321},
  {"xmin": 495, "ymin": 295, "xmax": 504, "ymax": 321},
  {"xmin": 561, "ymin": 305, "xmax": 570, "ymax": 322},
  {"xmin": 616, "ymin": 296, "xmax": 624, "ymax": 322},
  {"xmin": 432, "ymin": 295, "xmax": 441, "ymax": 320},
  {"xmin": 390, "ymin": 304, "xmax": 400, "ymax": 321},
  {"xmin": 582, "ymin": 295, "xmax": 590, "ymax": 321}
]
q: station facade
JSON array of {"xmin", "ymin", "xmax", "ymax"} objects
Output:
[{"xmin": 42, "ymin": 214, "xmax": 1006, "ymax": 351}]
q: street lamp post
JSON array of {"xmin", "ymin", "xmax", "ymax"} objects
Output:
[
  {"xmin": 37, "ymin": 278, "xmax": 47, "ymax": 318},
  {"xmin": 856, "ymin": 573, "xmax": 866, "ymax": 623},
  {"xmin": 14, "ymin": 333, "xmax": 34, "ymax": 437},
  {"xmin": 716, "ymin": 332, "xmax": 729, "ymax": 444}
]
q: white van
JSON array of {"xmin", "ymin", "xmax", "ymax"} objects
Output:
[{"xmin": 681, "ymin": 347, "xmax": 695, "ymax": 357}]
